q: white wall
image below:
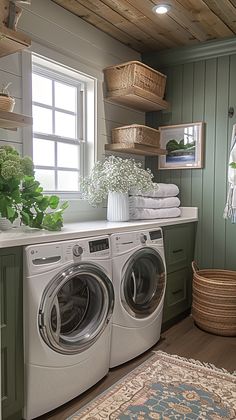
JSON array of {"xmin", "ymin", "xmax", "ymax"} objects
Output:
[{"xmin": 0, "ymin": 0, "xmax": 145, "ymax": 222}]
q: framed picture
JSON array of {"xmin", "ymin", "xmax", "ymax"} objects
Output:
[{"xmin": 158, "ymin": 122, "xmax": 204, "ymax": 170}]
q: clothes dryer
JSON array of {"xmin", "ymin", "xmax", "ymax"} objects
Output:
[
  {"xmin": 24, "ymin": 236, "xmax": 114, "ymax": 419},
  {"xmin": 110, "ymin": 228, "xmax": 166, "ymax": 368}
]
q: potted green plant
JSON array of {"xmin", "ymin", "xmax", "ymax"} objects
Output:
[
  {"xmin": 0, "ymin": 82, "xmax": 15, "ymax": 112},
  {"xmin": 81, "ymin": 156, "xmax": 154, "ymax": 221},
  {"xmin": 0, "ymin": 145, "xmax": 68, "ymax": 231}
]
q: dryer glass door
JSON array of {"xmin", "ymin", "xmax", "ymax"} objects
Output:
[
  {"xmin": 122, "ymin": 248, "xmax": 165, "ymax": 318},
  {"xmin": 39, "ymin": 263, "xmax": 114, "ymax": 354}
]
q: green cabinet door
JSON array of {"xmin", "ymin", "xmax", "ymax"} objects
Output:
[
  {"xmin": 162, "ymin": 266, "xmax": 192, "ymax": 324},
  {"xmin": 163, "ymin": 223, "xmax": 196, "ymax": 273},
  {"xmin": 1, "ymin": 248, "xmax": 23, "ymax": 420},
  {"xmin": 162, "ymin": 223, "xmax": 197, "ymax": 328}
]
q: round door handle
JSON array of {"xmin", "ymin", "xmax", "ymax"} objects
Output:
[
  {"xmin": 140, "ymin": 234, "xmax": 147, "ymax": 244},
  {"xmin": 73, "ymin": 245, "xmax": 83, "ymax": 257}
]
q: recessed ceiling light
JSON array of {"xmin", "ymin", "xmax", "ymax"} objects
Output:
[{"xmin": 152, "ymin": 4, "xmax": 171, "ymax": 14}]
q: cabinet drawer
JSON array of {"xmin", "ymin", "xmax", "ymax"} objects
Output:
[
  {"xmin": 163, "ymin": 223, "xmax": 196, "ymax": 273},
  {"xmin": 163, "ymin": 267, "xmax": 191, "ymax": 323}
]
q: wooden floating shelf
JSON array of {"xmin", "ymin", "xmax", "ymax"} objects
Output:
[
  {"xmin": 0, "ymin": 25, "xmax": 31, "ymax": 58},
  {"xmin": 105, "ymin": 143, "xmax": 167, "ymax": 156},
  {"xmin": 0, "ymin": 110, "xmax": 33, "ymax": 130},
  {"xmin": 105, "ymin": 86, "xmax": 169, "ymax": 112}
]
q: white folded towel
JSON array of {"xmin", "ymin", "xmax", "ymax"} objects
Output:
[
  {"xmin": 130, "ymin": 183, "xmax": 179, "ymax": 198},
  {"xmin": 130, "ymin": 207, "xmax": 181, "ymax": 220},
  {"xmin": 129, "ymin": 196, "xmax": 180, "ymax": 209}
]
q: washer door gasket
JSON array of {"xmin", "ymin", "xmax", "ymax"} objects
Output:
[
  {"xmin": 121, "ymin": 247, "xmax": 166, "ymax": 319},
  {"xmin": 38, "ymin": 262, "xmax": 114, "ymax": 354}
]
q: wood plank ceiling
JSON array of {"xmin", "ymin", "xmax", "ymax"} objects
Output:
[{"xmin": 52, "ymin": 0, "xmax": 236, "ymax": 52}]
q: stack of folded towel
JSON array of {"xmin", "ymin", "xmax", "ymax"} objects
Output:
[{"xmin": 129, "ymin": 183, "xmax": 181, "ymax": 220}]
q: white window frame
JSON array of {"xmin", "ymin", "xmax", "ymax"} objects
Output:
[
  {"xmin": 32, "ymin": 62, "xmax": 85, "ymax": 195},
  {"xmin": 22, "ymin": 48, "xmax": 97, "ymax": 200}
]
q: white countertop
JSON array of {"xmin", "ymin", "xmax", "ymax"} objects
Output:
[{"xmin": 0, "ymin": 207, "xmax": 198, "ymax": 248}]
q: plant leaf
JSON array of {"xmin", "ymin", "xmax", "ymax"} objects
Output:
[
  {"xmin": 6, "ymin": 206, "xmax": 15, "ymax": 219},
  {"xmin": 49, "ymin": 195, "xmax": 60, "ymax": 209},
  {"xmin": 21, "ymin": 210, "xmax": 30, "ymax": 225}
]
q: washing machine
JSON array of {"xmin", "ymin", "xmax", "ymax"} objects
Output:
[
  {"xmin": 110, "ymin": 228, "xmax": 166, "ymax": 368},
  {"xmin": 23, "ymin": 236, "xmax": 114, "ymax": 420}
]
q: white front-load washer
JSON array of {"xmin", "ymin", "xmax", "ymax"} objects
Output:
[
  {"xmin": 110, "ymin": 228, "xmax": 166, "ymax": 368},
  {"xmin": 23, "ymin": 236, "xmax": 114, "ymax": 420}
]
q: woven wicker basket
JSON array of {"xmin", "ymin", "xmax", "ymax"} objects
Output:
[
  {"xmin": 192, "ymin": 261, "xmax": 236, "ymax": 336},
  {"xmin": 112, "ymin": 124, "xmax": 160, "ymax": 147},
  {"xmin": 104, "ymin": 61, "xmax": 167, "ymax": 99},
  {"xmin": 0, "ymin": 95, "xmax": 15, "ymax": 112}
]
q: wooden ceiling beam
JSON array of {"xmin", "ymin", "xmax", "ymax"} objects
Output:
[
  {"xmin": 177, "ymin": 0, "xmax": 234, "ymax": 38},
  {"xmin": 98, "ymin": 0, "xmax": 179, "ymax": 49},
  {"xmin": 124, "ymin": 0, "xmax": 200, "ymax": 46},
  {"xmin": 52, "ymin": 0, "xmax": 147, "ymax": 51},
  {"xmin": 75, "ymin": 0, "xmax": 164, "ymax": 50},
  {"xmin": 156, "ymin": 0, "xmax": 216, "ymax": 41},
  {"xmin": 51, "ymin": 0, "xmax": 236, "ymax": 53},
  {"xmin": 202, "ymin": 0, "xmax": 236, "ymax": 33}
]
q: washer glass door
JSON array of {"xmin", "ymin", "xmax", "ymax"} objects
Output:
[
  {"xmin": 39, "ymin": 263, "xmax": 114, "ymax": 354},
  {"xmin": 122, "ymin": 248, "xmax": 166, "ymax": 318}
]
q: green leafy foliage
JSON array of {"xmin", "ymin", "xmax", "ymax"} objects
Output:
[
  {"xmin": 166, "ymin": 138, "xmax": 196, "ymax": 153},
  {"xmin": 0, "ymin": 146, "xmax": 68, "ymax": 231},
  {"xmin": 230, "ymin": 162, "xmax": 236, "ymax": 169}
]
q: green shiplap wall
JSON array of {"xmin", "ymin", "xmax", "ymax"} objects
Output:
[{"xmin": 145, "ymin": 54, "xmax": 236, "ymax": 270}]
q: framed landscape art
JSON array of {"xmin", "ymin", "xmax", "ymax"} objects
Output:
[{"xmin": 158, "ymin": 122, "xmax": 204, "ymax": 170}]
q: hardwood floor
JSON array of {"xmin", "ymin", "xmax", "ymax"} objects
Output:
[{"xmin": 37, "ymin": 316, "xmax": 236, "ymax": 420}]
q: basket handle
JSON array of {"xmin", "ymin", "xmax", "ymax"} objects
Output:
[{"xmin": 192, "ymin": 261, "xmax": 199, "ymax": 273}]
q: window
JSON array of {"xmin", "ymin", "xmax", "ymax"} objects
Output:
[{"xmin": 31, "ymin": 55, "xmax": 95, "ymax": 196}]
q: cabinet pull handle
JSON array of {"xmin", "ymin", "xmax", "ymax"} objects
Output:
[
  {"xmin": 173, "ymin": 248, "xmax": 183, "ymax": 254},
  {"xmin": 172, "ymin": 288, "xmax": 183, "ymax": 295}
]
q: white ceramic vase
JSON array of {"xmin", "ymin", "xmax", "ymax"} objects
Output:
[
  {"xmin": 107, "ymin": 192, "xmax": 129, "ymax": 222},
  {"xmin": 0, "ymin": 217, "xmax": 13, "ymax": 231}
]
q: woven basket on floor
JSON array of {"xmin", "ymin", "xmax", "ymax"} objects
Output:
[
  {"xmin": 192, "ymin": 261, "xmax": 236, "ymax": 336},
  {"xmin": 104, "ymin": 61, "xmax": 167, "ymax": 99}
]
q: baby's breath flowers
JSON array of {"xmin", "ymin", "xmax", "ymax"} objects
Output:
[{"xmin": 81, "ymin": 156, "xmax": 154, "ymax": 206}]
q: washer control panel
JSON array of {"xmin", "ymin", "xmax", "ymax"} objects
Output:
[
  {"xmin": 140, "ymin": 233, "xmax": 147, "ymax": 244},
  {"xmin": 73, "ymin": 244, "xmax": 83, "ymax": 257},
  {"xmin": 25, "ymin": 235, "xmax": 111, "ymax": 274},
  {"xmin": 111, "ymin": 228, "xmax": 163, "ymax": 254},
  {"xmin": 89, "ymin": 237, "xmax": 109, "ymax": 253},
  {"xmin": 66, "ymin": 237, "xmax": 110, "ymax": 260}
]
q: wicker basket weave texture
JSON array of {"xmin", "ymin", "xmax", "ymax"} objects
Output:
[
  {"xmin": 104, "ymin": 61, "xmax": 167, "ymax": 99},
  {"xmin": 0, "ymin": 96, "xmax": 15, "ymax": 112},
  {"xmin": 192, "ymin": 261, "xmax": 236, "ymax": 336},
  {"xmin": 112, "ymin": 124, "xmax": 160, "ymax": 147}
]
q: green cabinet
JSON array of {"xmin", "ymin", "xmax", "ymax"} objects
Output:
[
  {"xmin": 1, "ymin": 248, "xmax": 23, "ymax": 420},
  {"xmin": 162, "ymin": 223, "xmax": 196, "ymax": 329}
]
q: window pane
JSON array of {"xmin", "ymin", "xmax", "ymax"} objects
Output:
[
  {"xmin": 57, "ymin": 143, "xmax": 79, "ymax": 168},
  {"xmin": 32, "ymin": 74, "xmax": 52, "ymax": 106},
  {"xmin": 35, "ymin": 169, "xmax": 55, "ymax": 191},
  {"xmin": 33, "ymin": 138, "xmax": 55, "ymax": 166},
  {"xmin": 55, "ymin": 81, "xmax": 77, "ymax": 112},
  {"xmin": 55, "ymin": 111, "xmax": 76, "ymax": 139},
  {"xmin": 33, "ymin": 105, "xmax": 53, "ymax": 134},
  {"xmin": 58, "ymin": 171, "xmax": 79, "ymax": 191}
]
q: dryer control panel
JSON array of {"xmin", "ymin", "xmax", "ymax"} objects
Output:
[
  {"xmin": 111, "ymin": 228, "xmax": 163, "ymax": 255},
  {"xmin": 24, "ymin": 235, "xmax": 111, "ymax": 275}
]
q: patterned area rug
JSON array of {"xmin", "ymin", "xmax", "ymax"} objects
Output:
[{"xmin": 67, "ymin": 351, "xmax": 236, "ymax": 419}]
